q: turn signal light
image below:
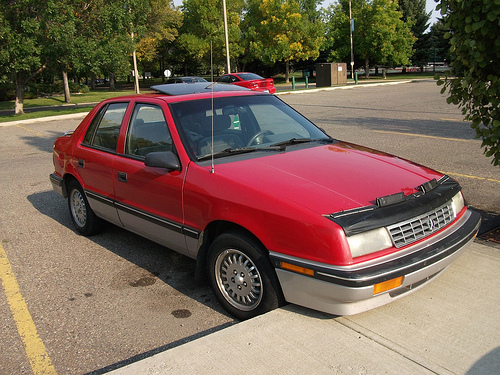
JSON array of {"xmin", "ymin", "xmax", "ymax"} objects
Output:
[
  {"xmin": 373, "ymin": 276, "xmax": 404, "ymax": 295},
  {"xmin": 281, "ymin": 262, "xmax": 314, "ymax": 276}
]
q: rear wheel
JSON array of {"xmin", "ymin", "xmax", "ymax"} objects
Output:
[
  {"xmin": 67, "ymin": 180, "xmax": 104, "ymax": 236},
  {"xmin": 207, "ymin": 231, "xmax": 285, "ymax": 320}
]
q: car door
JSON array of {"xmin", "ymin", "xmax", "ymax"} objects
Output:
[
  {"xmin": 75, "ymin": 101, "xmax": 129, "ymax": 225},
  {"xmin": 112, "ymin": 101, "xmax": 189, "ymax": 256}
]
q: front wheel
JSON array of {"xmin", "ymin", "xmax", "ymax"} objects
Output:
[
  {"xmin": 207, "ymin": 231, "xmax": 285, "ymax": 320},
  {"xmin": 67, "ymin": 180, "xmax": 104, "ymax": 236}
]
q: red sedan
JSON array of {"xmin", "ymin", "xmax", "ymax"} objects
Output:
[
  {"xmin": 50, "ymin": 83, "xmax": 480, "ymax": 320},
  {"xmin": 217, "ymin": 72, "xmax": 276, "ymax": 94}
]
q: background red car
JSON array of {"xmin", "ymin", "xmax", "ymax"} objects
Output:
[{"xmin": 217, "ymin": 72, "xmax": 276, "ymax": 94}]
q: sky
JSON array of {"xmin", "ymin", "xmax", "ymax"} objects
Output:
[{"xmin": 172, "ymin": 0, "xmax": 442, "ymax": 27}]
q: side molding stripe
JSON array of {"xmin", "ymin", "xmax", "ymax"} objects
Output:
[{"xmin": 84, "ymin": 189, "xmax": 200, "ymax": 239}]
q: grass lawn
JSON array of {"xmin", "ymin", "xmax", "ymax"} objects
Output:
[{"xmin": 0, "ymin": 89, "xmax": 144, "ymax": 123}]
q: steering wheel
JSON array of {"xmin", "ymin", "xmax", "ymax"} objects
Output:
[{"xmin": 247, "ymin": 130, "xmax": 273, "ymax": 147}]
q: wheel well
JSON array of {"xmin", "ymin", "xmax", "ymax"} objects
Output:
[
  {"xmin": 194, "ymin": 220, "xmax": 266, "ymax": 282},
  {"xmin": 61, "ymin": 174, "xmax": 79, "ymax": 198}
]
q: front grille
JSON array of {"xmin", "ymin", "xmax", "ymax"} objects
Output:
[{"xmin": 387, "ymin": 201, "xmax": 455, "ymax": 248}]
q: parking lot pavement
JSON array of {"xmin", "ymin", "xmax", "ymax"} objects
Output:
[{"xmin": 107, "ymin": 241, "xmax": 500, "ymax": 375}]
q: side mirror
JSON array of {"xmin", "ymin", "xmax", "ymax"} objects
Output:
[{"xmin": 145, "ymin": 151, "xmax": 181, "ymax": 171}]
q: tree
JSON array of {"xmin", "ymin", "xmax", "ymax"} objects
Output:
[
  {"xmin": 323, "ymin": 0, "xmax": 415, "ymax": 78},
  {"xmin": 178, "ymin": 0, "xmax": 244, "ymax": 75},
  {"xmin": 135, "ymin": 0, "xmax": 182, "ymax": 77},
  {"xmin": 243, "ymin": 0, "xmax": 324, "ymax": 82},
  {"xmin": 398, "ymin": 0, "xmax": 431, "ymax": 70},
  {"xmin": 0, "ymin": 0, "xmax": 46, "ymax": 114},
  {"xmin": 428, "ymin": 18, "xmax": 450, "ymax": 68},
  {"xmin": 44, "ymin": 0, "xmax": 79, "ymax": 103},
  {"xmin": 436, "ymin": 0, "xmax": 500, "ymax": 165}
]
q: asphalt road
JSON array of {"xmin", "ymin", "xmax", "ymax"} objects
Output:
[{"xmin": 0, "ymin": 80, "xmax": 498, "ymax": 374}]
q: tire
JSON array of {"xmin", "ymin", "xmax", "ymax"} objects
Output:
[
  {"xmin": 207, "ymin": 231, "xmax": 285, "ymax": 320},
  {"xmin": 67, "ymin": 180, "xmax": 104, "ymax": 236}
]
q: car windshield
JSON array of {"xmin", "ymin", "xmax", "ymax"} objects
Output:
[
  {"xmin": 170, "ymin": 95, "xmax": 331, "ymax": 160},
  {"xmin": 237, "ymin": 73, "xmax": 263, "ymax": 81}
]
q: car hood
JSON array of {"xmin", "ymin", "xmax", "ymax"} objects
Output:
[{"xmin": 213, "ymin": 141, "xmax": 444, "ymax": 214}]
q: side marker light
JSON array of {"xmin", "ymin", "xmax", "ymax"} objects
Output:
[
  {"xmin": 281, "ymin": 262, "xmax": 314, "ymax": 276},
  {"xmin": 373, "ymin": 276, "xmax": 404, "ymax": 295}
]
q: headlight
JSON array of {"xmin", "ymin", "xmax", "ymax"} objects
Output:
[
  {"xmin": 347, "ymin": 228, "xmax": 393, "ymax": 258},
  {"xmin": 451, "ymin": 191, "xmax": 465, "ymax": 217}
]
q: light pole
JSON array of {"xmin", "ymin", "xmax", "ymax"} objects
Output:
[
  {"xmin": 349, "ymin": 0, "xmax": 354, "ymax": 80},
  {"xmin": 132, "ymin": 30, "xmax": 140, "ymax": 94},
  {"xmin": 222, "ymin": 0, "xmax": 231, "ymax": 74}
]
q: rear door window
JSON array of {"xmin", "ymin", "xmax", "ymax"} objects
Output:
[{"xmin": 83, "ymin": 102, "xmax": 128, "ymax": 151}]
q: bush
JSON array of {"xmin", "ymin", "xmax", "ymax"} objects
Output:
[{"xmin": 437, "ymin": 0, "xmax": 500, "ymax": 166}]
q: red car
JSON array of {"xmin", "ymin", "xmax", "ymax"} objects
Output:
[
  {"xmin": 50, "ymin": 83, "xmax": 480, "ymax": 320},
  {"xmin": 217, "ymin": 72, "xmax": 276, "ymax": 94}
]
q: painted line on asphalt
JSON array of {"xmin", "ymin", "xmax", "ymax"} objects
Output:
[
  {"xmin": 0, "ymin": 243, "xmax": 58, "ymax": 375},
  {"xmin": 373, "ymin": 129, "xmax": 473, "ymax": 143},
  {"xmin": 15, "ymin": 124, "xmax": 45, "ymax": 137},
  {"xmin": 372, "ymin": 130, "xmax": 500, "ymax": 184},
  {"xmin": 441, "ymin": 171, "xmax": 500, "ymax": 184}
]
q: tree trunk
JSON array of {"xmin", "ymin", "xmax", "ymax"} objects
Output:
[
  {"xmin": 62, "ymin": 70, "xmax": 71, "ymax": 103},
  {"xmin": 109, "ymin": 73, "xmax": 116, "ymax": 91},
  {"xmin": 285, "ymin": 60, "xmax": 290, "ymax": 84},
  {"xmin": 91, "ymin": 72, "xmax": 96, "ymax": 90},
  {"xmin": 365, "ymin": 58, "xmax": 370, "ymax": 79},
  {"xmin": 14, "ymin": 71, "xmax": 25, "ymax": 115}
]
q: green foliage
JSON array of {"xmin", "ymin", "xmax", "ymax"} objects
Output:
[
  {"xmin": 428, "ymin": 18, "xmax": 450, "ymax": 64},
  {"xmin": 243, "ymin": 0, "xmax": 324, "ymax": 68},
  {"xmin": 177, "ymin": 0, "xmax": 244, "ymax": 73},
  {"xmin": 323, "ymin": 0, "xmax": 415, "ymax": 73},
  {"xmin": 398, "ymin": 0, "xmax": 431, "ymax": 68},
  {"xmin": 0, "ymin": 0, "xmax": 44, "ymax": 73},
  {"xmin": 436, "ymin": 0, "xmax": 500, "ymax": 165}
]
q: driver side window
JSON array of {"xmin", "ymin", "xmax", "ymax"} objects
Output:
[{"xmin": 125, "ymin": 104, "xmax": 172, "ymax": 157}]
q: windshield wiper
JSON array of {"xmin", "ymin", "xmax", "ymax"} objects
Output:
[
  {"xmin": 197, "ymin": 147, "xmax": 258, "ymax": 161},
  {"xmin": 270, "ymin": 138, "xmax": 312, "ymax": 149},
  {"xmin": 270, "ymin": 137, "xmax": 336, "ymax": 150}
]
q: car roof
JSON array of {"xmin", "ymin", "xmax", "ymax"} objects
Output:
[{"xmin": 151, "ymin": 82, "xmax": 251, "ymax": 96}]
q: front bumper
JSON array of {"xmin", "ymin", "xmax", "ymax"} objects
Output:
[{"xmin": 270, "ymin": 209, "xmax": 481, "ymax": 316}]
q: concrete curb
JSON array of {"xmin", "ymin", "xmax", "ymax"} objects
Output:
[{"xmin": 0, "ymin": 112, "xmax": 89, "ymax": 127}]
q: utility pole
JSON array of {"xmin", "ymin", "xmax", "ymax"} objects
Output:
[
  {"xmin": 222, "ymin": 0, "xmax": 231, "ymax": 74},
  {"xmin": 132, "ymin": 31, "xmax": 140, "ymax": 94},
  {"xmin": 349, "ymin": 0, "xmax": 354, "ymax": 80}
]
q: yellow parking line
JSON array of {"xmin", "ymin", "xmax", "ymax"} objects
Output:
[
  {"xmin": 0, "ymin": 243, "xmax": 57, "ymax": 375},
  {"xmin": 373, "ymin": 130, "xmax": 472, "ymax": 143},
  {"xmin": 15, "ymin": 124, "xmax": 45, "ymax": 137},
  {"xmin": 442, "ymin": 171, "xmax": 500, "ymax": 184}
]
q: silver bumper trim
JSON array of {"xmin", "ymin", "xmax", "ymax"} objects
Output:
[{"xmin": 270, "ymin": 209, "xmax": 480, "ymax": 315}]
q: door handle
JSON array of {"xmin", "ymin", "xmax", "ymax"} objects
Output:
[{"xmin": 118, "ymin": 172, "xmax": 127, "ymax": 183}]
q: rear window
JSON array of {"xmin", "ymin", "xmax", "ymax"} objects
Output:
[{"xmin": 236, "ymin": 73, "xmax": 264, "ymax": 81}]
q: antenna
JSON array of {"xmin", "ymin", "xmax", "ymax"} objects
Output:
[{"xmin": 210, "ymin": 40, "xmax": 215, "ymax": 174}]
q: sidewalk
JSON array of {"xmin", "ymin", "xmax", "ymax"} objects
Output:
[{"xmin": 106, "ymin": 241, "xmax": 500, "ymax": 375}]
